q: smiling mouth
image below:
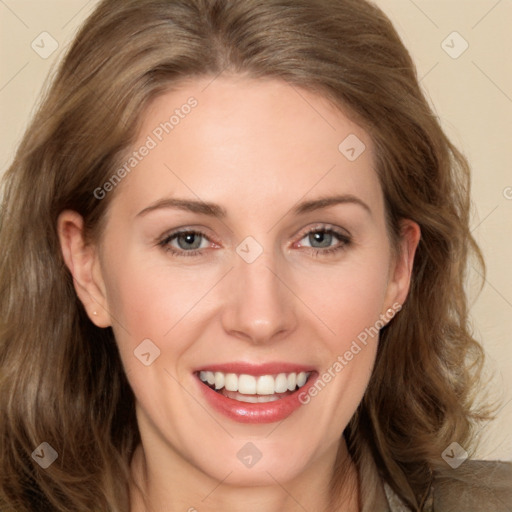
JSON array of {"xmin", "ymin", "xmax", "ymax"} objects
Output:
[{"xmin": 197, "ymin": 370, "xmax": 313, "ymax": 403}]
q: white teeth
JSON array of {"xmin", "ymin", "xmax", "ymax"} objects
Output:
[
  {"xmin": 200, "ymin": 371, "xmax": 216, "ymax": 386},
  {"xmin": 258, "ymin": 395, "xmax": 280, "ymax": 402},
  {"xmin": 274, "ymin": 373, "xmax": 288, "ymax": 393},
  {"xmin": 238, "ymin": 374, "xmax": 257, "ymax": 394},
  {"xmin": 226, "ymin": 393, "xmax": 281, "ymax": 403},
  {"xmin": 224, "ymin": 373, "xmax": 238, "ymax": 392},
  {"xmin": 236, "ymin": 394, "xmax": 259, "ymax": 403},
  {"xmin": 287, "ymin": 373, "xmax": 297, "ymax": 391},
  {"xmin": 297, "ymin": 371, "xmax": 307, "ymax": 387},
  {"xmin": 198, "ymin": 370, "xmax": 311, "ymax": 395},
  {"xmin": 256, "ymin": 375, "xmax": 275, "ymax": 395},
  {"xmin": 214, "ymin": 372, "xmax": 224, "ymax": 390}
]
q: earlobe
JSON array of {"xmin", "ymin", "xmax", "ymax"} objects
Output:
[
  {"xmin": 382, "ymin": 219, "xmax": 421, "ymax": 316},
  {"xmin": 57, "ymin": 210, "xmax": 111, "ymax": 328}
]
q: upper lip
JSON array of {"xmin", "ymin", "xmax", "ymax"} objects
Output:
[{"xmin": 194, "ymin": 362, "xmax": 316, "ymax": 376}]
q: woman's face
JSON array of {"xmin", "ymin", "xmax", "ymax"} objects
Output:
[{"xmin": 60, "ymin": 75, "xmax": 419, "ymax": 488}]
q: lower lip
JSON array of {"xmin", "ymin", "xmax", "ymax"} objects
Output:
[{"xmin": 196, "ymin": 373, "xmax": 318, "ymax": 424}]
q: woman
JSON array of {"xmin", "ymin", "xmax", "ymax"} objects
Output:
[{"xmin": 0, "ymin": 0, "xmax": 510, "ymax": 510}]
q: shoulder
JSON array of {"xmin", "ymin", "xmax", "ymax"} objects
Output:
[{"xmin": 432, "ymin": 459, "xmax": 512, "ymax": 511}]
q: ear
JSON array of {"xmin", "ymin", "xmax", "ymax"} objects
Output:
[
  {"xmin": 57, "ymin": 210, "xmax": 111, "ymax": 328},
  {"xmin": 381, "ymin": 219, "xmax": 421, "ymax": 316}
]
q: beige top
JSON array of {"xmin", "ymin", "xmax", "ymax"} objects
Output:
[{"xmin": 360, "ymin": 451, "xmax": 512, "ymax": 511}]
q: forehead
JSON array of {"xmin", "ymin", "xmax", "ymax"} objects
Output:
[{"xmin": 110, "ymin": 75, "xmax": 383, "ymax": 220}]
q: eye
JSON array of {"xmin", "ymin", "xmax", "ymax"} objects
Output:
[
  {"xmin": 302, "ymin": 230, "xmax": 336, "ymax": 248},
  {"xmin": 172, "ymin": 232, "xmax": 206, "ymax": 250},
  {"xmin": 158, "ymin": 229, "xmax": 214, "ymax": 257},
  {"xmin": 295, "ymin": 225, "xmax": 351, "ymax": 256}
]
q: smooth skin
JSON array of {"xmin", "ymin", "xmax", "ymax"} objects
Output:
[{"xmin": 58, "ymin": 74, "xmax": 420, "ymax": 512}]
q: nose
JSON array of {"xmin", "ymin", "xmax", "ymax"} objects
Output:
[{"xmin": 220, "ymin": 248, "xmax": 298, "ymax": 345}]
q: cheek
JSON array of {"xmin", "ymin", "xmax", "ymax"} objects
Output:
[
  {"xmin": 296, "ymin": 254, "xmax": 390, "ymax": 347},
  {"xmin": 102, "ymin": 249, "xmax": 219, "ymax": 341},
  {"xmin": 99, "ymin": 247, "xmax": 228, "ymax": 398},
  {"xmin": 294, "ymin": 260, "xmax": 388, "ymax": 434},
  {"xmin": 100, "ymin": 257, "xmax": 207, "ymax": 417}
]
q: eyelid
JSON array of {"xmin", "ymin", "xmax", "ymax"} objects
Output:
[
  {"xmin": 157, "ymin": 226, "xmax": 219, "ymax": 246},
  {"xmin": 293, "ymin": 223, "xmax": 351, "ymax": 244}
]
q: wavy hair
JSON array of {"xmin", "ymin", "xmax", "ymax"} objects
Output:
[{"xmin": 0, "ymin": 0, "xmax": 492, "ymax": 510}]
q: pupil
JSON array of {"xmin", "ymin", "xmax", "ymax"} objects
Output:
[{"xmin": 310, "ymin": 232, "xmax": 332, "ymax": 248}]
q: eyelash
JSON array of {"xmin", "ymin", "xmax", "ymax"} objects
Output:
[{"xmin": 157, "ymin": 225, "xmax": 352, "ymax": 258}]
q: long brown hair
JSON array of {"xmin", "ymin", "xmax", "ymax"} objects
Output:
[{"xmin": 0, "ymin": 0, "xmax": 491, "ymax": 510}]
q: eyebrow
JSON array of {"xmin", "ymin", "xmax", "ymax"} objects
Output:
[
  {"xmin": 136, "ymin": 198, "xmax": 227, "ymax": 218},
  {"xmin": 291, "ymin": 194, "xmax": 371, "ymax": 216},
  {"xmin": 136, "ymin": 194, "xmax": 371, "ymax": 219}
]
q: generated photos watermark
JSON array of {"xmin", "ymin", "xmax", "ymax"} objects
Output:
[
  {"xmin": 93, "ymin": 96, "xmax": 198, "ymax": 200},
  {"xmin": 298, "ymin": 302, "xmax": 402, "ymax": 405},
  {"xmin": 31, "ymin": 442, "xmax": 58, "ymax": 469}
]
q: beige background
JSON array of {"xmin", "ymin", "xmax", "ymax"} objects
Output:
[{"xmin": 1, "ymin": 1, "xmax": 511, "ymax": 461}]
